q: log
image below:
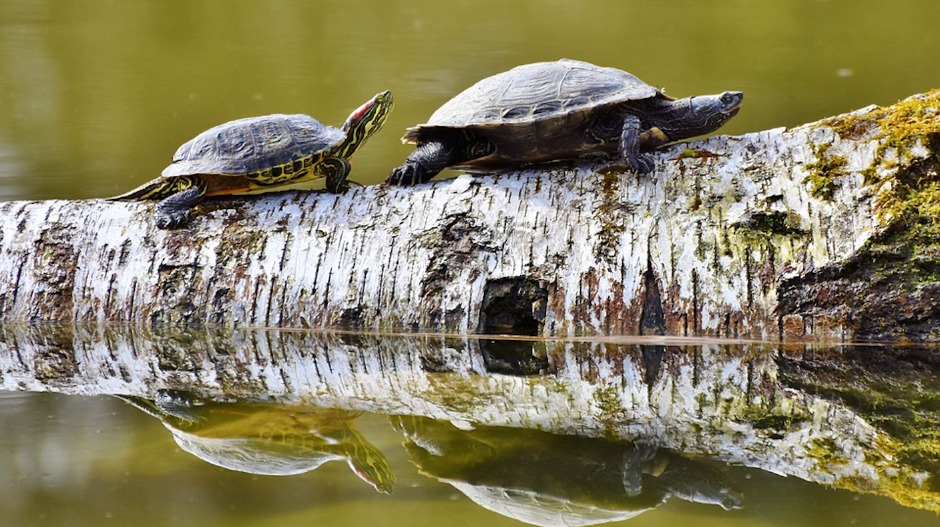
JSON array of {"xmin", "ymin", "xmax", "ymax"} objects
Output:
[
  {"xmin": 1, "ymin": 325, "xmax": 937, "ymax": 512},
  {"xmin": 1, "ymin": 90, "xmax": 939, "ymax": 340}
]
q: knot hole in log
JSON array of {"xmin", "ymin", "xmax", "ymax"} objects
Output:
[{"xmin": 477, "ymin": 277, "xmax": 548, "ymax": 375}]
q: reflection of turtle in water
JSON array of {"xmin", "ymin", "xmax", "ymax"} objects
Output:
[
  {"xmin": 394, "ymin": 416, "xmax": 741, "ymax": 526},
  {"xmin": 118, "ymin": 391, "xmax": 394, "ymax": 493}
]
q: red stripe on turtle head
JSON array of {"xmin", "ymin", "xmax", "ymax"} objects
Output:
[{"xmin": 350, "ymin": 90, "xmax": 392, "ymax": 120}]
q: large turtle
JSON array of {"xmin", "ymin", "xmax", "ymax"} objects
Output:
[
  {"xmin": 387, "ymin": 60, "xmax": 742, "ymax": 185},
  {"xmin": 111, "ymin": 90, "xmax": 393, "ymax": 229}
]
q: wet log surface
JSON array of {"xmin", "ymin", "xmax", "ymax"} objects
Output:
[
  {"xmin": 0, "ymin": 325, "xmax": 938, "ymax": 513},
  {"xmin": 0, "ymin": 91, "xmax": 939, "ymax": 339}
]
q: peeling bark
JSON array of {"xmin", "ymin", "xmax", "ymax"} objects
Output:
[{"xmin": 1, "ymin": 91, "xmax": 939, "ymax": 339}]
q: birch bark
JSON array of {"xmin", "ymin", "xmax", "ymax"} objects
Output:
[{"xmin": 0, "ymin": 91, "xmax": 938, "ymax": 340}]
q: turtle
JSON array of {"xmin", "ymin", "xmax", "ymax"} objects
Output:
[
  {"xmin": 111, "ymin": 90, "xmax": 393, "ymax": 229},
  {"xmin": 386, "ymin": 59, "xmax": 742, "ymax": 185}
]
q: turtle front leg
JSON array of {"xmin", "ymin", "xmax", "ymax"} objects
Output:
[
  {"xmin": 619, "ymin": 114, "xmax": 655, "ymax": 174},
  {"xmin": 387, "ymin": 142, "xmax": 454, "ymax": 186},
  {"xmin": 155, "ymin": 177, "xmax": 207, "ymax": 229},
  {"xmin": 320, "ymin": 156, "xmax": 353, "ymax": 193}
]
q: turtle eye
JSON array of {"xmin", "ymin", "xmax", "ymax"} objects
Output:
[{"xmin": 720, "ymin": 92, "xmax": 742, "ymax": 106}]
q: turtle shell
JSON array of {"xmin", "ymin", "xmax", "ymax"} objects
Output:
[
  {"xmin": 404, "ymin": 59, "xmax": 663, "ymax": 141},
  {"xmin": 161, "ymin": 114, "xmax": 345, "ymax": 181}
]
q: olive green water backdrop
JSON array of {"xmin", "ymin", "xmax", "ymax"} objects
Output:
[
  {"xmin": 1, "ymin": 0, "xmax": 939, "ymax": 200},
  {"xmin": 2, "ymin": 1, "xmax": 940, "ymax": 527}
]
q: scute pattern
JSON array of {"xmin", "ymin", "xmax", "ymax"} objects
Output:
[
  {"xmin": 161, "ymin": 114, "xmax": 345, "ymax": 179},
  {"xmin": 424, "ymin": 59, "xmax": 659, "ymax": 128}
]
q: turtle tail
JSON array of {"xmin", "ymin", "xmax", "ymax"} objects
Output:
[{"xmin": 108, "ymin": 178, "xmax": 186, "ymax": 201}]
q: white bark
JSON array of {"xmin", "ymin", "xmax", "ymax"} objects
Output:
[{"xmin": 0, "ymin": 92, "xmax": 938, "ymax": 339}]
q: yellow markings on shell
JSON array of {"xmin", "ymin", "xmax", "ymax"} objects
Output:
[{"xmin": 244, "ymin": 153, "xmax": 322, "ymax": 186}]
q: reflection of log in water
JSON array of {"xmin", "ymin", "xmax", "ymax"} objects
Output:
[
  {"xmin": 0, "ymin": 325, "xmax": 937, "ymax": 512},
  {"xmin": 395, "ymin": 416, "xmax": 742, "ymax": 526},
  {"xmin": 117, "ymin": 393, "xmax": 394, "ymax": 493}
]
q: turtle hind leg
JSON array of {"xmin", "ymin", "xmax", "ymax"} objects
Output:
[
  {"xmin": 155, "ymin": 178, "xmax": 208, "ymax": 229},
  {"xmin": 389, "ymin": 132, "xmax": 496, "ymax": 186},
  {"xmin": 387, "ymin": 141, "xmax": 450, "ymax": 186},
  {"xmin": 619, "ymin": 113, "xmax": 655, "ymax": 174}
]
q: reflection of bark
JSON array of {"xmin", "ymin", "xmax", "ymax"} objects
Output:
[
  {"xmin": 776, "ymin": 347, "xmax": 940, "ymax": 512},
  {"xmin": 1, "ymin": 92, "xmax": 939, "ymax": 340},
  {"xmin": 395, "ymin": 416, "xmax": 741, "ymax": 526},
  {"xmin": 0, "ymin": 324, "xmax": 937, "ymax": 512},
  {"xmin": 118, "ymin": 393, "xmax": 394, "ymax": 493}
]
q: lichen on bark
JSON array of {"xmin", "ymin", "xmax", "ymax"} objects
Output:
[{"xmin": 782, "ymin": 90, "xmax": 940, "ymax": 340}]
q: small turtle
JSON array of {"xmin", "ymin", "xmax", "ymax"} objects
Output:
[
  {"xmin": 387, "ymin": 60, "xmax": 742, "ymax": 185},
  {"xmin": 112, "ymin": 90, "xmax": 393, "ymax": 229}
]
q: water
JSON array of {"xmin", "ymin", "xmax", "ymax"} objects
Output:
[
  {"xmin": 1, "ymin": 390, "xmax": 933, "ymax": 527},
  {"xmin": 1, "ymin": 327, "xmax": 939, "ymax": 526},
  {"xmin": 1, "ymin": 1, "xmax": 939, "ymax": 200},
  {"xmin": 1, "ymin": 1, "xmax": 940, "ymax": 525}
]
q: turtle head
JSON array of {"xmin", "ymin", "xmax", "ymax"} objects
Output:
[
  {"xmin": 658, "ymin": 91, "xmax": 743, "ymax": 141},
  {"xmin": 340, "ymin": 90, "xmax": 394, "ymax": 156}
]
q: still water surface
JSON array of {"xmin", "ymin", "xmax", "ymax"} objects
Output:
[
  {"xmin": 0, "ymin": 389, "xmax": 935, "ymax": 527},
  {"xmin": 1, "ymin": 1, "xmax": 940, "ymax": 525},
  {"xmin": 0, "ymin": 392, "xmax": 940, "ymax": 527},
  {"xmin": 1, "ymin": 0, "xmax": 940, "ymax": 200},
  {"xmin": 1, "ymin": 328, "xmax": 939, "ymax": 527}
]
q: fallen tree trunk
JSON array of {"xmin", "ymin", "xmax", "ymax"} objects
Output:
[{"xmin": 1, "ymin": 91, "xmax": 939, "ymax": 340}]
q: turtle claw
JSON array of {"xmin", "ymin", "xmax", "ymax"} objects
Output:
[
  {"xmin": 387, "ymin": 163, "xmax": 427, "ymax": 186},
  {"xmin": 326, "ymin": 179, "xmax": 356, "ymax": 193},
  {"xmin": 153, "ymin": 182, "xmax": 205, "ymax": 229},
  {"xmin": 155, "ymin": 208, "xmax": 192, "ymax": 230},
  {"xmin": 627, "ymin": 152, "xmax": 656, "ymax": 175}
]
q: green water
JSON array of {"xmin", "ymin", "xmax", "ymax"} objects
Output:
[
  {"xmin": 2, "ymin": 0, "xmax": 940, "ymax": 525},
  {"xmin": 0, "ymin": 380, "xmax": 937, "ymax": 527},
  {"xmin": 1, "ymin": 0, "xmax": 939, "ymax": 200},
  {"xmin": 2, "ymin": 327, "xmax": 939, "ymax": 527}
]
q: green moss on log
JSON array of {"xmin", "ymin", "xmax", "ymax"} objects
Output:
[
  {"xmin": 805, "ymin": 143, "xmax": 848, "ymax": 200},
  {"xmin": 822, "ymin": 89, "xmax": 940, "ymax": 234}
]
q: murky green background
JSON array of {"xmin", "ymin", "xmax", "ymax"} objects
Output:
[
  {"xmin": 1, "ymin": 0, "xmax": 939, "ymax": 201},
  {"xmin": 2, "ymin": 0, "xmax": 940, "ymax": 525}
]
